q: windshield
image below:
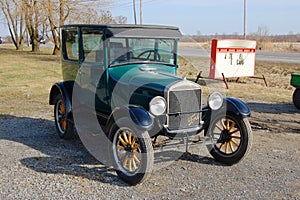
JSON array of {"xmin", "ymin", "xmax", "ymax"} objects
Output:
[{"xmin": 108, "ymin": 38, "xmax": 177, "ymax": 66}]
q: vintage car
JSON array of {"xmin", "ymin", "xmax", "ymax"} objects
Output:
[{"xmin": 49, "ymin": 24, "xmax": 252, "ymax": 185}]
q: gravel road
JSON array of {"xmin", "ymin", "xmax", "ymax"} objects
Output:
[{"xmin": 0, "ymin": 101, "xmax": 299, "ymax": 199}]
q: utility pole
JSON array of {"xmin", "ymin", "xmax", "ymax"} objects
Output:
[
  {"xmin": 140, "ymin": 0, "xmax": 142, "ymax": 24},
  {"xmin": 244, "ymin": 0, "xmax": 247, "ymax": 39},
  {"xmin": 133, "ymin": 0, "xmax": 137, "ymax": 24}
]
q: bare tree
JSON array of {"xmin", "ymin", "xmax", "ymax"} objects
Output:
[
  {"xmin": 45, "ymin": 0, "xmax": 120, "ymax": 55},
  {"xmin": 0, "ymin": 0, "xmax": 26, "ymax": 50},
  {"xmin": 45, "ymin": 0, "xmax": 70, "ymax": 55},
  {"xmin": 114, "ymin": 15, "xmax": 127, "ymax": 24},
  {"xmin": 1, "ymin": 0, "xmax": 126, "ymax": 54},
  {"xmin": 23, "ymin": 0, "xmax": 44, "ymax": 52}
]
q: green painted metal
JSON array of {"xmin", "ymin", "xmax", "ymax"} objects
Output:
[{"xmin": 291, "ymin": 73, "xmax": 300, "ymax": 87}]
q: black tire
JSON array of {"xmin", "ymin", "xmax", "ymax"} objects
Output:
[
  {"xmin": 206, "ymin": 112, "xmax": 253, "ymax": 165},
  {"xmin": 54, "ymin": 94, "xmax": 74, "ymax": 139},
  {"xmin": 293, "ymin": 89, "xmax": 300, "ymax": 109},
  {"xmin": 108, "ymin": 118, "xmax": 154, "ymax": 185}
]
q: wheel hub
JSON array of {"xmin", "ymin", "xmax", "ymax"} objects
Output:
[
  {"xmin": 124, "ymin": 145, "xmax": 132, "ymax": 152},
  {"xmin": 218, "ymin": 130, "xmax": 231, "ymax": 143}
]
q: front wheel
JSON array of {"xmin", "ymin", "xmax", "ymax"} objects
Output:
[
  {"xmin": 108, "ymin": 118, "xmax": 154, "ymax": 185},
  {"xmin": 206, "ymin": 112, "xmax": 253, "ymax": 165}
]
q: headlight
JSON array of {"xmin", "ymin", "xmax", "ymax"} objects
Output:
[
  {"xmin": 208, "ymin": 92, "xmax": 223, "ymax": 110},
  {"xmin": 149, "ymin": 96, "xmax": 166, "ymax": 116}
]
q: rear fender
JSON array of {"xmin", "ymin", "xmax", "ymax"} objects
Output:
[{"xmin": 49, "ymin": 82, "xmax": 73, "ymax": 118}]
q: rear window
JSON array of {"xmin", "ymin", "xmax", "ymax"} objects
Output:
[{"xmin": 62, "ymin": 29, "xmax": 79, "ymax": 61}]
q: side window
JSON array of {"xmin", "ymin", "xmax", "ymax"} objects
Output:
[
  {"xmin": 62, "ymin": 29, "xmax": 79, "ymax": 61},
  {"xmin": 82, "ymin": 30, "xmax": 104, "ymax": 63}
]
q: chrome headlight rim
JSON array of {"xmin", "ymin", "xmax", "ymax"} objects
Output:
[
  {"xmin": 208, "ymin": 92, "xmax": 223, "ymax": 110},
  {"xmin": 149, "ymin": 96, "xmax": 167, "ymax": 116}
]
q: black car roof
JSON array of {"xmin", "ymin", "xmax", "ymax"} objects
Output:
[{"xmin": 60, "ymin": 24, "xmax": 182, "ymax": 39}]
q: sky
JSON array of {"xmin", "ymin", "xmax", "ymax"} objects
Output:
[
  {"xmin": 109, "ymin": 0, "xmax": 300, "ymax": 35},
  {"xmin": 0, "ymin": 0, "xmax": 300, "ymax": 36}
]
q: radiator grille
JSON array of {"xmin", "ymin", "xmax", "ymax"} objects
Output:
[{"xmin": 167, "ymin": 88, "xmax": 201, "ymax": 130}]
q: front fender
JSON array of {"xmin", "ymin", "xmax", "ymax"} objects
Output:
[
  {"xmin": 202, "ymin": 97, "xmax": 250, "ymax": 134},
  {"xmin": 105, "ymin": 106, "xmax": 154, "ymax": 135},
  {"xmin": 225, "ymin": 97, "xmax": 251, "ymax": 117}
]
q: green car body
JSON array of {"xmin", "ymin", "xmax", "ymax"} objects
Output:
[{"xmin": 49, "ymin": 24, "xmax": 253, "ymax": 185}]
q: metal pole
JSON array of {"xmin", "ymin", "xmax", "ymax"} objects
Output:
[
  {"xmin": 140, "ymin": 0, "xmax": 142, "ymax": 24},
  {"xmin": 244, "ymin": 0, "xmax": 246, "ymax": 39},
  {"xmin": 133, "ymin": 0, "xmax": 137, "ymax": 24}
]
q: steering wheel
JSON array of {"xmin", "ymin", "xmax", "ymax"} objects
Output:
[{"xmin": 137, "ymin": 50, "xmax": 161, "ymax": 61}]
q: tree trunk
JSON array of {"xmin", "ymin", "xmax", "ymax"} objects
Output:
[
  {"xmin": 31, "ymin": 39, "xmax": 40, "ymax": 52},
  {"xmin": 52, "ymin": 45, "xmax": 60, "ymax": 55}
]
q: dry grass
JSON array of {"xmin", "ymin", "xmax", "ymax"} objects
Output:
[
  {"xmin": 0, "ymin": 46, "xmax": 298, "ymax": 117},
  {"xmin": 0, "ymin": 46, "xmax": 61, "ymax": 116},
  {"xmin": 178, "ymin": 56, "xmax": 299, "ymax": 103}
]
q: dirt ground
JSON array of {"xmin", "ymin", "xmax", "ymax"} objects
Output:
[{"xmin": 0, "ymin": 98, "xmax": 299, "ymax": 199}]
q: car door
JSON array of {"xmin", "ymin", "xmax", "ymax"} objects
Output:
[{"xmin": 78, "ymin": 28, "xmax": 110, "ymax": 117}]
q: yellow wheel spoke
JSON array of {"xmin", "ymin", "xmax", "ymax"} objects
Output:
[
  {"xmin": 230, "ymin": 129, "xmax": 240, "ymax": 135},
  {"xmin": 118, "ymin": 135, "xmax": 127, "ymax": 146},
  {"xmin": 117, "ymin": 145, "xmax": 125, "ymax": 150},
  {"xmin": 122, "ymin": 131, "xmax": 129, "ymax": 143},
  {"xmin": 118, "ymin": 151, "xmax": 126, "ymax": 159},
  {"xmin": 123, "ymin": 157, "xmax": 129, "ymax": 168},
  {"xmin": 132, "ymin": 144, "xmax": 140, "ymax": 151},
  {"xmin": 226, "ymin": 119, "xmax": 230, "ymax": 130},
  {"xmin": 133, "ymin": 154, "xmax": 141, "ymax": 164},
  {"xmin": 61, "ymin": 120, "xmax": 66, "ymax": 130},
  {"xmin": 128, "ymin": 132, "xmax": 132, "ymax": 145},
  {"xmin": 231, "ymin": 136, "xmax": 241, "ymax": 140},
  {"xmin": 231, "ymin": 139, "xmax": 240, "ymax": 147},
  {"xmin": 131, "ymin": 136, "xmax": 136, "ymax": 147},
  {"xmin": 218, "ymin": 143, "xmax": 224, "ymax": 151},
  {"xmin": 229, "ymin": 121, "xmax": 236, "ymax": 131},
  {"xmin": 225, "ymin": 142, "xmax": 229, "ymax": 154},
  {"xmin": 129, "ymin": 159, "xmax": 133, "ymax": 172},
  {"xmin": 132, "ymin": 158, "xmax": 137, "ymax": 170},
  {"xmin": 229, "ymin": 141, "xmax": 235, "ymax": 152},
  {"xmin": 213, "ymin": 132, "xmax": 221, "ymax": 139},
  {"xmin": 221, "ymin": 120, "xmax": 226, "ymax": 129},
  {"xmin": 216, "ymin": 124, "xmax": 223, "ymax": 131},
  {"xmin": 59, "ymin": 103, "xmax": 65, "ymax": 114}
]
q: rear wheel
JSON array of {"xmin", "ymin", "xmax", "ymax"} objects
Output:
[
  {"xmin": 293, "ymin": 88, "xmax": 300, "ymax": 109},
  {"xmin": 109, "ymin": 118, "xmax": 154, "ymax": 185},
  {"xmin": 54, "ymin": 94, "xmax": 74, "ymax": 139},
  {"xmin": 206, "ymin": 112, "xmax": 252, "ymax": 165}
]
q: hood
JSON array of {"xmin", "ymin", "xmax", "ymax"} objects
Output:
[
  {"xmin": 109, "ymin": 64, "xmax": 182, "ymax": 93},
  {"xmin": 108, "ymin": 64, "xmax": 183, "ymax": 109}
]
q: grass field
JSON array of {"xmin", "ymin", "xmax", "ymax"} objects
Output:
[
  {"xmin": 0, "ymin": 46, "xmax": 298, "ymax": 116},
  {"xmin": 0, "ymin": 46, "xmax": 61, "ymax": 116},
  {"xmin": 178, "ymin": 55, "xmax": 299, "ymax": 102}
]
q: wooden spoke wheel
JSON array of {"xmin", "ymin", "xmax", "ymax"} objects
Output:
[
  {"xmin": 206, "ymin": 112, "xmax": 253, "ymax": 165},
  {"xmin": 114, "ymin": 129, "xmax": 142, "ymax": 174},
  {"xmin": 109, "ymin": 118, "xmax": 153, "ymax": 185}
]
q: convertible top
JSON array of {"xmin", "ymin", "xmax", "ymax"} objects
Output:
[{"xmin": 61, "ymin": 24, "xmax": 182, "ymax": 39}]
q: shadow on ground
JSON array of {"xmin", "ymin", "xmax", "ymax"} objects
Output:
[
  {"xmin": 247, "ymin": 102, "xmax": 298, "ymax": 114},
  {"xmin": 0, "ymin": 114, "xmax": 220, "ymax": 185}
]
